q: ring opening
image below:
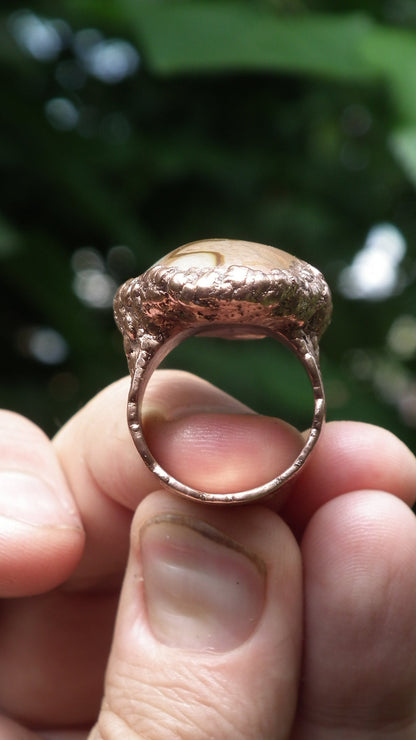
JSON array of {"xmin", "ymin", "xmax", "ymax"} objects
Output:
[
  {"xmin": 162, "ymin": 333, "xmax": 313, "ymax": 429},
  {"xmin": 128, "ymin": 326, "xmax": 325, "ymax": 504}
]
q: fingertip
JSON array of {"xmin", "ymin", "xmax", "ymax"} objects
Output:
[
  {"xmin": 283, "ymin": 421, "xmax": 416, "ymax": 534},
  {"xmin": 302, "ymin": 488, "xmax": 416, "ymax": 573},
  {"xmin": 298, "ymin": 490, "xmax": 416, "ymax": 733},
  {"xmin": 0, "ymin": 520, "xmax": 84, "ymax": 597},
  {"xmin": 99, "ymin": 490, "xmax": 302, "ymax": 739},
  {"xmin": 0, "ymin": 410, "xmax": 85, "ymax": 596}
]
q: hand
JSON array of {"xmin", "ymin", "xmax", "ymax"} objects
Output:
[{"xmin": 1, "ymin": 370, "xmax": 416, "ymax": 739}]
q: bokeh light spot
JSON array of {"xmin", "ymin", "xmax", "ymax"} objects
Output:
[
  {"xmin": 72, "ymin": 248, "xmax": 117, "ymax": 309},
  {"xmin": 338, "ymin": 223, "xmax": 406, "ymax": 301},
  {"xmin": 45, "ymin": 97, "xmax": 79, "ymax": 131},
  {"xmin": 9, "ymin": 10, "xmax": 66, "ymax": 61},
  {"xmin": 387, "ymin": 315, "xmax": 416, "ymax": 359},
  {"xmin": 17, "ymin": 326, "xmax": 69, "ymax": 365},
  {"xmin": 74, "ymin": 30, "xmax": 139, "ymax": 84}
]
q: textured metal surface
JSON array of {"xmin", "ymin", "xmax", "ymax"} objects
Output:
[{"xmin": 114, "ymin": 239, "xmax": 332, "ymax": 504}]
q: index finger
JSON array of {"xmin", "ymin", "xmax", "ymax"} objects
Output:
[{"xmin": 53, "ymin": 370, "xmax": 303, "ymax": 587}]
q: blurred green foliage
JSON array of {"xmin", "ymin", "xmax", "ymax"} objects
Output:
[{"xmin": 1, "ymin": 0, "xmax": 416, "ymax": 452}]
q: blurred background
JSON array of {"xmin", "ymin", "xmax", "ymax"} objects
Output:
[{"xmin": 1, "ymin": 1, "xmax": 416, "ymax": 453}]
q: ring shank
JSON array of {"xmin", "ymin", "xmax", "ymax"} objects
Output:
[{"xmin": 127, "ymin": 327, "xmax": 325, "ymax": 504}]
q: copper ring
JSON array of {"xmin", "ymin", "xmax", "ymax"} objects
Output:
[{"xmin": 114, "ymin": 239, "xmax": 332, "ymax": 505}]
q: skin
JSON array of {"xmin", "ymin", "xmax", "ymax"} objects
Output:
[{"xmin": 0, "ymin": 369, "xmax": 416, "ymax": 739}]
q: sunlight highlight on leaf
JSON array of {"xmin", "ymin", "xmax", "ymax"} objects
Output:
[{"xmin": 124, "ymin": 2, "xmax": 373, "ymax": 80}]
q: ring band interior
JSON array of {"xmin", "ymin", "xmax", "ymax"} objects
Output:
[{"xmin": 127, "ymin": 326, "xmax": 326, "ymax": 504}]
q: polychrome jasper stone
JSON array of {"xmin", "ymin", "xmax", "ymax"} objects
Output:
[{"xmin": 158, "ymin": 239, "xmax": 297, "ymax": 272}]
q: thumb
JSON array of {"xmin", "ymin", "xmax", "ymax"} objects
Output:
[{"xmin": 91, "ymin": 490, "xmax": 302, "ymax": 740}]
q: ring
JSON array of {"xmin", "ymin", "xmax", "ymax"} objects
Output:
[{"xmin": 114, "ymin": 239, "xmax": 332, "ymax": 504}]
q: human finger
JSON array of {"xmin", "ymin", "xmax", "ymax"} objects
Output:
[
  {"xmin": 90, "ymin": 490, "xmax": 302, "ymax": 740},
  {"xmin": 282, "ymin": 421, "xmax": 416, "ymax": 537},
  {"xmin": 294, "ymin": 490, "xmax": 416, "ymax": 738},
  {"xmin": 0, "ymin": 411, "xmax": 84, "ymax": 597}
]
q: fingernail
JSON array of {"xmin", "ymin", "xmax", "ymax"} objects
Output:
[
  {"xmin": 0, "ymin": 471, "xmax": 81, "ymax": 528},
  {"xmin": 140, "ymin": 514, "xmax": 266, "ymax": 652}
]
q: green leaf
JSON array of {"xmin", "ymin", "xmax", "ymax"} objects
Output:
[
  {"xmin": 390, "ymin": 127, "xmax": 416, "ymax": 187},
  {"xmin": 123, "ymin": 1, "xmax": 374, "ymax": 80},
  {"xmin": 363, "ymin": 26, "xmax": 416, "ymax": 123}
]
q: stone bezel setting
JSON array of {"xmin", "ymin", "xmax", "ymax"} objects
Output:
[{"xmin": 114, "ymin": 239, "xmax": 332, "ymax": 375}]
